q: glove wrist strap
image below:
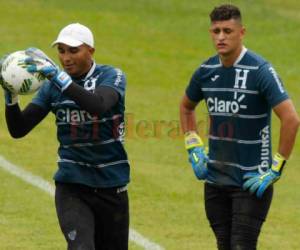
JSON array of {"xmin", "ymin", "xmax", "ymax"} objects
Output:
[
  {"xmin": 53, "ymin": 71, "xmax": 72, "ymax": 92},
  {"xmin": 271, "ymin": 152, "xmax": 286, "ymax": 173},
  {"xmin": 184, "ymin": 131, "xmax": 204, "ymax": 150}
]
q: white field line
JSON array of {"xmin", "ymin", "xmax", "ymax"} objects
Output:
[{"xmin": 0, "ymin": 155, "xmax": 164, "ymax": 250}]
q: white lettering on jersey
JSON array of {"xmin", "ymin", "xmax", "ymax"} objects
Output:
[
  {"xmin": 233, "ymin": 69, "xmax": 249, "ymax": 89},
  {"xmin": 114, "ymin": 69, "xmax": 122, "ymax": 86},
  {"xmin": 268, "ymin": 67, "xmax": 285, "ymax": 93},
  {"xmin": 206, "ymin": 92, "xmax": 247, "ymax": 114},
  {"xmin": 56, "ymin": 108, "xmax": 97, "ymax": 123},
  {"xmin": 117, "ymin": 121, "xmax": 125, "ymax": 143},
  {"xmin": 259, "ymin": 125, "xmax": 270, "ymax": 174}
]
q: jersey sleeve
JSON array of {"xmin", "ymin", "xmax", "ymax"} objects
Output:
[
  {"xmin": 31, "ymin": 81, "xmax": 53, "ymax": 112},
  {"xmin": 257, "ymin": 63, "xmax": 289, "ymax": 107},
  {"xmin": 185, "ymin": 67, "xmax": 203, "ymax": 103},
  {"xmin": 99, "ymin": 67, "xmax": 126, "ymax": 98}
]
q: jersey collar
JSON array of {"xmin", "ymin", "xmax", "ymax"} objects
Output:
[
  {"xmin": 233, "ymin": 46, "xmax": 247, "ymax": 66},
  {"xmin": 218, "ymin": 46, "xmax": 248, "ymax": 67},
  {"xmin": 83, "ymin": 61, "xmax": 97, "ymax": 80}
]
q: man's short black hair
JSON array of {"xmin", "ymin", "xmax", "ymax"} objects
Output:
[{"xmin": 210, "ymin": 4, "xmax": 242, "ymax": 23}]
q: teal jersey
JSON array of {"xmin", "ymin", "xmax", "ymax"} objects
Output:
[
  {"xmin": 32, "ymin": 63, "xmax": 130, "ymax": 188},
  {"xmin": 186, "ymin": 48, "xmax": 289, "ymax": 187}
]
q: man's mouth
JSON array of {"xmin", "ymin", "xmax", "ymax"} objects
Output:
[
  {"xmin": 217, "ymin": 43, "xmax": 226, "ymax": 48},
  {"xmin": 64, "ymin": 64, "xmax": 74, "ymax": 70}
]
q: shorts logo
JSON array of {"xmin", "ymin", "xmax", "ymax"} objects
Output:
[
  {"xmin": 117, "ymin": 185, "xmax": 128, "ymax": 193},
  {"xmin": 68, "ymin": 229, "xmax": 77, "ymax": 241}
]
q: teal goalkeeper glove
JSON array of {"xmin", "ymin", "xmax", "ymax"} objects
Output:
[
  {"xmin": 21, "ymin": 47, "xmax": 72, "ymax": 92},
  {"xmin": 243, "ymin": 153, "xmax": 286, "ymax": 198},
  {"xmin": 0, "ymin": 54, "xmax": 19, "ymax": 105},
  {"xmin": 185, "ymin": 131, "xmax": 209, "ymax": 180}
]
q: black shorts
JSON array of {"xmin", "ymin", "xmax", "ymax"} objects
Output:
[
  {"xmin": 55, "ymin": 182, "xmax": 129, "ymax": 250},
  {"xmin": 204, "ymin": 182, "xmax": 273, "ymax": 250}
]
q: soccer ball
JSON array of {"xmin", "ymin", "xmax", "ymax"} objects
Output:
[{"xmin": 1, "ymin": 50, "xmax": 45, "ymax": 95}]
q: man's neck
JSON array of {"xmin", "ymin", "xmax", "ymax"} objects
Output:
[
  {"xmin": 73, "ymin": 61, "xmax": 95, "ymax": 80},
  {"xmin": 219, "ymin": 46, "xmax": 243, "ymax": 67}
]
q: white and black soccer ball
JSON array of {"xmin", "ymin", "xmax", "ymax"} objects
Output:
[{"xmin": 1, "ymin": 50, "xmax": 45, "ymax": 95}]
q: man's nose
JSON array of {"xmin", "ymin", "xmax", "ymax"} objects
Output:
[
  {"xmin": 61, "ymin": 52, "xmax": 72, "ymax": 62},
  {"xmin": 217, "ymin": 31, "xmax": 226, "ymax": 40}
]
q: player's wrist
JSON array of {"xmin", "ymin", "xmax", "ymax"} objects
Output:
[
  {"xmin": 271, "ymin": 152, "xmax": 286, "ymax": 173},
  {"xmin": 184, "ymin": 131, "xmax": 204, "ymax": 151},
  {"xmin": 4, "ymin": 90, "xmax": 19, "ymax": 106},
  {"xmin": 189, "ymin": 146, "xmax": 209, "ymax": 180},
  {"xmin": 52, "ymin": 71, "xmax": 72, "ymax": 92}
]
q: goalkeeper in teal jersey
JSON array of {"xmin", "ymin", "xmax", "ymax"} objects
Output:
[
  {"xmin": 180, "ymin": 4, "xmax": 299, "ymax": 250},
  {"xmin": 1, "ymin": 23, "xmax": 130, "ymax": 249}
]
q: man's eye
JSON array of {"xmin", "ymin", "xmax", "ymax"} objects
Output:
[
  {"xmin": 213, "ymin": 29, "xmax": 220, "ymax": 34},
  {"xmin": 70, "ymin": 48, "xmax": 79, "ymax": 53},
  {"xmin": 224, "ymin": 29, "xmax": 232, "ymax": 34}
]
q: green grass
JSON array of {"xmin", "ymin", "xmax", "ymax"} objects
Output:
[{"xmin": 0, "ymin": 0, "xmax": 300, "ymax": 249}]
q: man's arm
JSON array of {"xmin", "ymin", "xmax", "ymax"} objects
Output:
[
  {"xmin": 243, "ymin": 99, "xmax": 299, "ymax": 198},
  {"xmin": 0, "ymin": 51, "xmax": 48, "ymax": 138},
  {"xmin": 180, "ymin": 94, "xmax": 209, "ymax": 180},
  {"xmin": 4, "ymin": 85, "xmax": 118, "ymax": 138},
  {"xmin": 273, "ymin": 99, "xmax": 300, "ymax": 159},
  {"xmin": 63, "ymin": 85, "xmax": 119, "ymax": 116},
  {"xmin": 5, "ymin": 103, "xmax": 48, "ymax": 138},
  {"xmin": 179, "ymin": 94, "xmax": 198, "ymax": 133}
]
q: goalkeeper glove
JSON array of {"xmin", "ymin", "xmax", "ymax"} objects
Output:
[
  {"xmin": 22, "ymin": 47, "xmax": 72, "ymax": 92},
  {"xmin": 0, "ymin": 55, "xmax": 19, "ymax": 106},
  {"xmin": 185, "ymin": 131, "xmax": 209, "ymax": 180},
  {"xmin": 243, "ymin": 152, "xmax": 286, "ymax": 198}
]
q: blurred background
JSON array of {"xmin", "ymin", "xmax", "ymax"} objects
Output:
[{"xmin": 0, "ymin": 0, "xmax": 299, "ymax": 249}]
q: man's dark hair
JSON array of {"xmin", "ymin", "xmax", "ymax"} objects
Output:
[{"xmin": 210, "ymin": 4, "xmax": 242, "ymax": 23}]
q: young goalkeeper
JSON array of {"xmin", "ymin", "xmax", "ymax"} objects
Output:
[
  {"xmin": 179, "ymin": 4, "xmax": 299, "ymax": 250},
  {"xmin": 1, "ymin": 23, "xmax": 130, "ymax": 250}
]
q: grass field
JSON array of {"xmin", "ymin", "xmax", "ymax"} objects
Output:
[{"xmin": 0, "ymin": 0, "xmax": 299, "ymax": 249}]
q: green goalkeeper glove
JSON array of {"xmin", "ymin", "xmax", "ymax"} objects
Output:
[
  {"xmin": 22, "ymin": 47, "xmax": 72, "ymax": 92},
  {"xmin": 243, "ymin": 153, "xmax": 286, "ymax": 198},
  {"xmin": 185, "ymin": 131, "xmax": 209, "ymax": 180}
]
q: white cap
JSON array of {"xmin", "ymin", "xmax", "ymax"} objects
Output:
[{"xmin": 52, "ymin": 23, "xmax": 94, "ymax": 48}]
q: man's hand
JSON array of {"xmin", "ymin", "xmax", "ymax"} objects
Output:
[
  {"xmin": 21, "ymin": 47, "xmax": 72, "ymax": 92},
  {"xmin": 243, "ymin": 153, "xmax": 286, "ymax": 198},
  {"xmin": 0, "ymin": 54, "xmax": 19, "ymax": 105},
  {"xmin": 185, "ymin": 131, "xmax": 209, "ymax": 180}
]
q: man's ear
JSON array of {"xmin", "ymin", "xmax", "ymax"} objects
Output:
[{"xmin": 88, "ymin": 47, "xmax": 95, "ymax": 55}]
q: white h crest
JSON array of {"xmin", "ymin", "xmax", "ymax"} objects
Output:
[
  {"xmin": 84, "ymin": 76, "xmax": 98, "ymax": 91},
  {"xmin": 234, "ymin": 69, "xmax": 249, "ymax": 89}
]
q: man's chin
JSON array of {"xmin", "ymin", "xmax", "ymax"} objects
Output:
[
  {"xmin": 217, "ymin": 48, "xmax": 230, "ymax": 56},
  {"xmin": 65, "ymin": 69, "xmax": 78, "ymax": 77}
]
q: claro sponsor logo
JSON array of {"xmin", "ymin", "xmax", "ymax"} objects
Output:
[
  {"xmin": 206, "ymin": 93, "xmax": 247, "ymax": 114},
  {"xmin": 56, "ymin": 108, "xmax": 97, "ymax": 123}
]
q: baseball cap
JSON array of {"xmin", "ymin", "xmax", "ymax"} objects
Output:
[{"xmin": 52, "ymin": 23, "xmax": 94, "ymax": 48}]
